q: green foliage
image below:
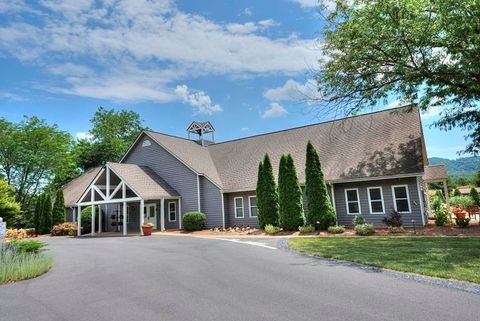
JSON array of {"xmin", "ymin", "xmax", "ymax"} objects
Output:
[
  {"xmin": 0, "ymin": 117, "xmax": 74, "ymax": 210},
  {"xmin": 434, "ymin": 204, "xmax": 449, "ymax": 226},
  {"xmin": 305, "ymin": 141, "xmax": 336, "ymax": 229},
  {"xmin": 318, "ymin": 0, "xmax": 480, "ymax": 155},
  {"xmin": 81, "ymin": 206, "xmax": 101, "ymax": 235},
  {"xmin": 278, "ymin": 154, "xmax": 305, "ymax": 231},
  {"xmin": 264, "ymin": 224, "xmax": 281, "ymax": 235},
  {"xmin": 450, "ymin": 196, "xmax": 475, "ymax": 208},
  {"xmin": 183, "ymin": 212, "xmax": 206, "ymax": 231},
  {"xmin": 39, "ymin": 194, "xmax": 52, "ymax": 234},
  {"xmin": 453, "ymin": 188, "xmax": 462, "ymax": 197},
  {"xmin": 33, "ymin": 195, "xmax": 43, "ymax": 234},
  {"xmin": 470, "ymin": 188, "xmax": 480, "ymax": 206},
  {"xmin": 477, "ymin": 171, "xmax": 480, "ymax": 187},
  {"xmin": 354, "ymin": 223, "xmax": 375, "ymax": 236},
  {"xmin": 387, "ymin": 226, "xmax": 405, "ymax": 234},
  {"xmin": 51, "ymin": 190, "xmax": 65, "ymax": 225},
  {"xmin": 455, "ymin": 217, "xmax": 471, "ymax": 228},
  {"xmin": 431, "ymin": 197, "xmax": 444, "ymax": 213},
  {"xmin": 353, "ymin": 215, "xmax": 365, "ymax": 226},
  {"xmin": 298, "ymin": 225, "xmax": 315, "ymax": 233},
  {"xmin": 256, "ymin": 154, "xmax": 279, "ymax": 228},
  {"xmin": 74, "ymin": 107, "xmax": 143, "ymax": 170},
  {"xmin": 8, "ymin": 239, "xmax": 47, "ymax": 253},
  {"xmin": 0, "ymin": 178, "xmax": 21, "ymax": 227},
  {"xmin": 327, "ymin": 225, "xmax": 345, "ymax": 234}
]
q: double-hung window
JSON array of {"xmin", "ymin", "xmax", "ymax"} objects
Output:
[
  {"xmin": 249, "ymin": 196, "xmax": 258, "ymax": 217},
  {"xmin": 345, "ymin": 188, "xmax": 361, "ymax": 215},
  {"xmin": 367, "ymin": 187, "xmax": 385, "ymax": 214},
  {"xmin": 392, "ymin": 185, "xmax": 411, "ymax": 213},
  {"xmin": 234, "ymin": 197, "xmax": 244, "ymax": 218},
  {"xmin": 168, "ymin": 202, "xmax": 176, "ymax": 222}
]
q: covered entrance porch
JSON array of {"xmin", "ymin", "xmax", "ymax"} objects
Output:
[{"xmin": 75, "ymin": 162, "xmax": 181, "ymax": 236}]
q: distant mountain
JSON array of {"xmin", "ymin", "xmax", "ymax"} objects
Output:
[{"xmin": 429, "ymin": 157, "xmax": 480, "ymax": 176}]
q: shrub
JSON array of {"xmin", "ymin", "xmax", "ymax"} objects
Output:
[
  {"xmin": 434, "ymin": 204, "xmax": 449, "ymax": 226},
  {"xmin": 353, "ymin": 215, "xmax": 365, "ymax": 226},
  {"xmin": 256, "ymin": 154, "xmax": 279, "ymax": 228},
  {"xmin": 450, "ymin": 196, "xmax": 475, "ymax": 208},
  {"xmin": 5, "ymin": 228, "xmax": 27, "ymax": 239},
  {"xmin": 327, "ymin": 225, "xmax": 345, "ymax": 234},
  {"xmin": 80, "ymin": 206, "xmax": 102, "ymax": 235},
  {"xmin": 264, "ymin": 224, "xmax": 281, "ymax": 235},
  {"xmin": 8, "ymin": 239, "xmax": 46, "ymax": 253},
  {"xmin": 278, "ymin": 154, "xmax": 305, "ymax": 230},
  {"xmin": 183, "ymin": 212, "xmax": 206, "ymax": 231},
  {"xmin": 382, "ymin": 209, "xmax": 403, "ymax": 227},
  {"xmin": 298, "ymin": 225, "xmax": 315, "ymax": 233},
  {"xmin": 388, "ymin": 226, "xmax": 405, "ymax": 233},
  {"xmin": 470, "ymin": 188, "xmax": 480, "ymax": 206},
  {"xmin": 51, "ymin": 222, "xmax": 77, "ymax": 236},
  {"xmin": 25, "ymin": 228, "xmax": 36, "ymax": 237},
  {"xmin": 453, "ymin": 188, "xmax": 462, "ymax": 197},
  {"xmin": 455, "ymin": 217, "xmax": 471, "ymax": 228},
  {"xmin": 431, "ymin": 196, "xmax": 444, "ymax": 213},
  {"xmin": 354, "ymin": 223, "xmax": 375, "ymax": 236}
]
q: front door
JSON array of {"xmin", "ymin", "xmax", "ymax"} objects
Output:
[{"xmin": 144, "ymin": 203, "xmax": 157, "ymax": 229}]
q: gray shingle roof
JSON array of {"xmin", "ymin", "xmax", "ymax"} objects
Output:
[
  {"xmin": 144, "ymin": 106, "xmax": 425, "ymax": 192},
  {"xmin": 62, "ymin": 166, "xmax": 102, "ymax": 206},
  {"xmin": 107, "ymin": 162, "xmax": 179, "ymax": 200},
  {"xmin": 423, "ymin": 164, "xmax": 448, "ymax": 182}
]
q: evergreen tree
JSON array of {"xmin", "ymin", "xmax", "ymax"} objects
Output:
[
  {"xmin": 453, "ymin": 188, "xmax": 462, "ymax": 197},
  {"xmin": 278, "ymin": 154, "xmax": 304, "ymax": 230},
  {"xmin": 305, "ymin": 141, "xmax": 336, "ymax": 229},
  {"xmin": 260, "ymin": 154, "xmax": 279, "ymax": 227},
  {"xmin": 40, "ymin": 193, "xmax": 52, "ymax": 234},
  {"xmin": 52, "ymin": 189, "xmax": 66, "ymax": 225},
  {"xmin": 256, "ymin": 160, "xmax": 265, "ymax": 226},
  {"xmin": 34, "ymin": 194, "xmax": 43, "ymax": 234},
  {"xmin": 470, "ymin": 188, "xmax": 480, "ymax": 206}
]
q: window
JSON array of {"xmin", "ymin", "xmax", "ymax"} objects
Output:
[
  {"xmin": 367, "ymin": 187, "xmax": 385, "ymax": 214},
  {"xmin": 345, "ymin": 188, "xmax": 361, "ymax": 214},
  {"xmin": 168, "ymin": 202, "xmax": 176, "ymax": 222},
  {"xmin": 392, "ymin": 185, "xmax": 411, "ymax": 213},
  {"xmin": 249, "ymin": 196, "xmax": 258, "ymax": 217},
  {"xmin": 234, "ymin": 197, "xmax": 244, "ymax": 218}
]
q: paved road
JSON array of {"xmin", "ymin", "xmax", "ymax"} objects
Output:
[{"xmin": 1, "ymin": 236, "xmax": 480, "ymax": 321}]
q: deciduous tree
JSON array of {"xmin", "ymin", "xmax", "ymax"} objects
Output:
[{"xmin": 0, "ymin": 179, "xmax": 21, "ymax": 227}]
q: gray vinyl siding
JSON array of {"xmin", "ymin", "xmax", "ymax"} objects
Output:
[
  {"xmin": 163, "ymin": 199, "xmax": 180, "ymax": 230},
  {"xmin": 200, "ymin": 176, "xmax": 224, "ymax": 228},
  {"xmin": 123, "ymin": 134, "xmax": 199, "ymax": 219},
  {"xmin": 66, "ymin": 207, "xmax": 75, "ymax": 222},
  {"xmin": 225, "ymin": 192, "xmax": 259, "ymax": 228},
  {"xmin": 333, "ymin": 177, "xmax": 423, "ymax": 227}
]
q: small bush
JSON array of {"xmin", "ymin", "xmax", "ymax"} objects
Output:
[
  {"xmin": 353, "ymin": 215, "xmax": 365, "ymax": 226},
  {"xmin": 5, "ymin": 228, "xmax": 27, "ymax": 240},
  {"xmin": 264, "ymin": 224, "xmax": 281, "ymax": 235},
  {"xmin": 51, "ymin": 222, "xmax": 77, "ymax": 236},
  {"xmin": 298, "ymin": 225, "xmax": 315, "ymax": 233},
  {"xmin": 450, "ymin": 196, "xmax": 475, "ymax": 208},
  {"xmin": 382, "ymin": 209, "xmax": 403, "ymax": 227},
  {"xmin": 455, "ymin": 217, "xmax": 471, "ymax": 228},
  {"xmin": 354, "ymin": 223, "xmax": 375, "ymax": 236},
  {"xmin": 434, "ymin": 204, "xmax": 449, "ymax": 226},
  {"xmin": 81, "ymin": 206, "xmax": 102, "ymax": 235},
  {"xmin": 388, "ymin": 226, "xmax": 405, "ymax": 233},
  {"xmin": 8, "ymin": 239, "xmax": 46, "ymax": 253},
  {"xmin": 327, "ymin": 225, "xmax": 345, "ymax": 234},
  {"xmin": 183, "ymin": 212, "xmax": 206, "ymax": 231},
  {"xmin": 431, "ymin": 196, "xmax": 444, "ymax": 213},
  {"xmin": 25, "ymin": 228, "xmax": 36, "ymax": 237}
]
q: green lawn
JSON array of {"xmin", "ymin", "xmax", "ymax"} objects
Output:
[{"xmin": 288, "ymin": 237, "xmax": 480, "ymax": 284}]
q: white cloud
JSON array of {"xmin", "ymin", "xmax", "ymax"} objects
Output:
[
  {"xmin": 290, "ymin": 0, "xmax": 336, "ymax": 10},
  {"xmin": 240, "ymin": 127, "xmax": 249, "ymax": 131},
  {"xmin": 75, "ymin": 131, "xmax": 93, "ymax": 141},
  {"xmin": 0, "ymin": 91, "xmax": 27, "ymax": 101},
  {"xmin": 175, "ymin": 85, "xmax": 222, "ymax": 115},
  {"xmin": 264, "ymin": 79, "xmax": 319, "ymax": 101},
  {"xmin": 262, "ymin": 102, "xmax": 288, "ymax": 119},
  {"xmin": 0, "ymin": 0, "xmax": 319, "ymax": 103},
  {"xmin": 241, "ymin": 8, "xmax": 253, "ymax": 16}
]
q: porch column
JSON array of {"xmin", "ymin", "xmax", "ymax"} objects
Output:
[
  {"xmin": 91, "ymin": 189, "xmax": 95, "ymax": 236},
  {"xmin": 98, "ymin": 204, "xmax": 103, "ymax": 233},
  {"xmin": 122, "ymin": 182, "xmax": 127, "ymax": 236},
  {"xmin": 160, "ymin": 198, "xmax": 165, "ymax": 231},
  {"xmin": 424, "ymin": 181, "xmax": 432, "ymax": 217},
  {"xmin": 178, "ymin": 198, "xmax": 182, "ymax": 230},
  {"xmin": 140, "ymin": 199, "xmax": 145, "ymax": 235},
  {"xmin": 443, "ymin": 179, "xmax": 450, "ymax": 217},
  {"xmin": 77, "ymin": 205, "xmax": 81, "ymax": 236}
]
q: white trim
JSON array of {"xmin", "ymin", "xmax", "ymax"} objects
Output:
[
  {"xmin": 197, "ymin": 175, "xmax": 201, "ymax": 212},
  {"xmin": 106, "ymin": 167, "xmax": 110, "ymax": 198},
  {"xmin": 234, "ymin": 197, "xmax": 244, "ymax": 218},
  {"xmin": 248, "ymin": 195, "xmax": 258, "ymax": 218},
  {"xmin": 330, "ymin": 183, "xmax": 336, "ymax": 215},
  {"xmin": 330, "ymin": 173, "xmax": 424, "ymax": 184},
  {"xmin": 92, "ymin": 185, "xmax": 106, "ymax": 200},
  {"xmin": 77, "ymin": 197, "xmax": 142, "ymax": 206},
  {"xmin": 160, "ymin": 198, "xmax": 165, "ymax": 231},
  {"xmin": 91, "ymin": 188, "xmax": 95, "ymax": 236},
  {"xmin": 367, "ymin": 187, "xmax": 385, "ymax": 214},
  {"xmin": 391, "ymin": 185, "xmax": 412, "ymax": 213},
  {"xmin": 77, "ymin": 168, "xmax": 105, "ymax": 204},
  {"xmin": 77, "ymin": 205, "xmax": 81, "ymax": 236},
  {"xmin": 220, "ymin": 192, "xmax": 225, "ymax": 228},
  {"xmin": 140, "ymin": 199, "xmax": 145, "ymax": 235},
  {"xmin": 344, "ymin": 188, "xmax": 361, "ymax": 215},
  {"xmin": 107, "ymin": 164, "xmax": 141, "ymax": 200},
  {"xmin": 144, "ymin": 203, "xmax": 157, "ymax": 229},
  {"xmin": 168, "ymin": 201, "xmax": 177, "ymax": 222},
  {"xmin": 109, "ymin": 181, "xmax": 123, "ymax": 200},
  {"xmin": 178, "ymin": 198, "xmax": 182, "ymax": 229},
  {"xmin": 416, "ymin": 177, "xmax": 426, "ymax": 226},
  {"xmin": 122, "ymin": 182, "xmax": 127, "ymax": 235}
]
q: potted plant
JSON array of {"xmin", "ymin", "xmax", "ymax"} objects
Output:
[
  {"xmin": 142, "ymin": 222, "xmax": 154, "ymax": 236},
  {"xmin": 452, "ymin": 205, "xmax": 467, "ymax": 219}
]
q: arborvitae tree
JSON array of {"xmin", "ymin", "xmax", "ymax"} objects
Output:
[
  {"xmin": 52, "ymin": 189, "xmax": 66, "ymax": 225},
  {"xmin": 260, "ymin": 154, "xmax": 279, "ymax": 227},
  {"xmin": 256, "ymin": 160, "xmax": 265, "ymax": 226},
  {"xmin": 305, "ymin": 141, "xmax": 336, "ymax": 229},
  {"xmin": 40, "ymin": 194, "xmax": 52, "ymax": 234},
  {"xmin": 34, "ymin": 194, "xmax": 43, "ymax": 234},
  {"xmin": 278, "ymin": 154, "xmax": 304, "ymax": 230},
  {"xmin": 453, "ymin": 188, "xmax": 462, "ymax": 197},
  {"xmin": 470, "ymin": 188, "xmax": 480, "ymax": 206}
]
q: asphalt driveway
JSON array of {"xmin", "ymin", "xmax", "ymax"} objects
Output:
[{"xmin": 1, "ymin": 235, "xmax": 480, "ymax": 321}]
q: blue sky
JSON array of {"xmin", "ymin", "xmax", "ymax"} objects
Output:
[{"xmin": 0, "ymin": 0, "xmax": 468, "ymax": 159}]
